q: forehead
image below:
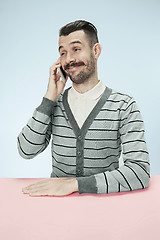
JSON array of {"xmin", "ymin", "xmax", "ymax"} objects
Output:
[{"xmin": 58, "ymin": 30, "xmax": 88, "ymax": 50}]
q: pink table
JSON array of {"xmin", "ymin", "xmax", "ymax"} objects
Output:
[{"xmin": 0, "ymin": 176, "xmax": 160, "ymax": 240}]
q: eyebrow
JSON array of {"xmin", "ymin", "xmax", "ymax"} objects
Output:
[{"xmin": 58, "ymin": 40, "xmax": 82, "ymax": 52}]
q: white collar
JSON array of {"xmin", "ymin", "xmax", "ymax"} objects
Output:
[{"xmin": 69, "ymin": 80, "xmax": 106, "ymax": 100}]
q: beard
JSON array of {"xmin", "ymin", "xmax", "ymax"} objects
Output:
[{"xmin": 67, "ymin": 52, "xmax": 96, "ymax": 84}]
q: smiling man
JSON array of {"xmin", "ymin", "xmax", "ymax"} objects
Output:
[
  {"xmin": 17, "ymin": 20, "xmax": 150, "ymax": 196},
  {"xmin": 59, "ymin": 32, "xmax": 97, "ymax": 86}
]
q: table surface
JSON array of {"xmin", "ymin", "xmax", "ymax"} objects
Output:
[{"xmin": 0, "ymin": 175, "xmax": 160, "ymax": 240}]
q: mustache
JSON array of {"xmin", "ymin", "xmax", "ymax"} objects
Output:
[{"xmin": 64, "ymin": 62, "xmax": 85, "ymax": 70}]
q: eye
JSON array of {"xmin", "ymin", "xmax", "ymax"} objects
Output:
[
  {"xmin": 74, "ymin": 48, "xmax": 80, "ymax": 52},
  {"xmin": 61, "ymin": 52, "xmax": 65, "ymax": 56}
]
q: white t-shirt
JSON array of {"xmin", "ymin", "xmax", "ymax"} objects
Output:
[{"xmin": 68, "ymin": 80, "xmax": 106, "ymax": 128}]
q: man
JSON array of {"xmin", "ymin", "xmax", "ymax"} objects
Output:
[{"xmin": 17, "ymin": 20, "xmax": 150, "ymax": 196}]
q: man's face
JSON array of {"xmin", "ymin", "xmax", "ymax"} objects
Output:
[{"xmin": 58, "ymin": 30, "xmax": 96, "ymax": 84}]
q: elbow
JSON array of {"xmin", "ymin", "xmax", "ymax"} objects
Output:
[
  {"xmin": 135, "ymin": 158, "xmax": 150, "ymax": 190},
  {"xmin": 143, "ymin": 172, "xmax": 150, "ymax": 189},
  {"xmin": 139, "ymin": 165, "xmax": 150, "ymax": 191},
  {"xmin": 132, "ymin": 173, "xmax": 150, "ymax": 192},
  {"xmin": 131, "ymin": 162, "xmax": 150, "ymax": 191},
  {"xmin": 17, "ymin": 137, "xmax": 36, "ymax": 160},
  {"xmin": 17, "ymin": 147, "xmax": 35, "ymax": 160},
  {"xmin": 143, "ymin": 162, "xmax": 150, "ymax": 189}
]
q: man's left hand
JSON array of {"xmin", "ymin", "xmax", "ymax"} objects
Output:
[{"xmin": 22, "ymin": 178, "xmax": 79, "ymax": 196}]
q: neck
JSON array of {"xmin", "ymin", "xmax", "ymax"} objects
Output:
[{"xmin": 72, "ymin": 74, "xmax": 99, "ymax": 94}]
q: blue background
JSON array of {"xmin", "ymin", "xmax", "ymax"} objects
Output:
[{"xmin": 0, "ymin": 0, "xmax": 159, "ymax": 177}]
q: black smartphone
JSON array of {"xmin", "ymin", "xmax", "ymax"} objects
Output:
[{"xmin": 58, "ymin": 66, "xmax": 67, "ymax": 82}]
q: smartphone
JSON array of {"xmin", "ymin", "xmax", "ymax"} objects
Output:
[{"xmin": 58, "ymin": 66, "xmax": 67, "ymax": 83}]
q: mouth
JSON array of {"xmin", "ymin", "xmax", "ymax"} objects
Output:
[{"xmin": 68, "ymin": 65, "xmax": 83, "ymax": 71}]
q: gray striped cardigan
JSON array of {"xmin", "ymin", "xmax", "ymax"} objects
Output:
[{"xmin": 17, "ymin": 86, "xmax": 150, "ymax": 194}]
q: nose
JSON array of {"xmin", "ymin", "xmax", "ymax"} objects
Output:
[{"xmin": 64, "ymin": 52, "xmax": 76, "ymax": 68}]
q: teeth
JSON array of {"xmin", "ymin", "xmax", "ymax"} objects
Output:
[{"xmin": 70, "ymin": 66, "xmax": 78, "ymax": 69}]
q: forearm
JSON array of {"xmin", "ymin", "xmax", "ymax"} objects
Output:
[
  {"xmin": 17, "ymin": 97, "xmax": 56, "ymax": 159},
  {"xmin": 76, "ymin": 98, "xmax": 150, "ymax": 195},
  {"xmin": 77, "ymin": 159, "xmax": 150, "ymax": 194}
]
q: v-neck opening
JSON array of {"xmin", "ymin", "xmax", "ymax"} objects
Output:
[{"xmin": 62, "ymin": 86, "xmax": 112, "ymax": 139}]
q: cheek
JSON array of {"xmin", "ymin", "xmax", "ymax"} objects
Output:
[
  {"xmin": 81, "ymin": 50, "xmax": 92, "ymax": 61},
  {"xmin": 60, "ymin": 58, "xmax": 66, "ymax": 68},
  {"xmin": 60, "ymin": 56, "xmax": 64, "ymax": 63},
  {"xmin": 76, "ymin": 50, "xmax": 87, "ymax": 59},
  {"xmin": 79, "ymin": 54, "xmax": 89, "ymax": 64}
]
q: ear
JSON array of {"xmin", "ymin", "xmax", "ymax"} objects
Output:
[{"xmin": 93, "ymin": 43, "xmax": 102, "ymax": 60}]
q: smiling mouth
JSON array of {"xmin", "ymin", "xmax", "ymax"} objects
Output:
[
  {"xmin": 70, "ymin": 66, "xmax": 78, "ymax": 69},
  {"xmin": 68, "ymin": 65, "xmax": 81, "ymax": 71}
]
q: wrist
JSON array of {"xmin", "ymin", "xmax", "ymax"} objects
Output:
[
  {"xmin": 44, "ymin": 92, "xmax": 57, "ymax": 102},
  {"xmin": 69, "ymin": 178, "xmax": 78, "ymax": 192},
  {"xmin": 36, "ymin": 97, "xmax": 57, "ymax": 116}
]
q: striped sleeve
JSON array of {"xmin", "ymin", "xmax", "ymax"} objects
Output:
[
  {"xmin": 77, "ymin": 97, "xmax": 150, "ymax": 194},
  {"xmin": 17, "ymin": 97, "xmax": 56, "ymax": 159}
]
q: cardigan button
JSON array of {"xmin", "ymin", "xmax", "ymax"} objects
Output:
[
  {"xmin": 77, "ymin": 151, "xmax": 81, "ymax": 156},
  {"xmin": 78, "ymin": 135, "xmax": 82, "ymax": 140}
]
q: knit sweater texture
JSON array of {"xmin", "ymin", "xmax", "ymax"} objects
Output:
[{"xmin": 17, "ymin": 85, "xmax": 150, "ymax": 194}]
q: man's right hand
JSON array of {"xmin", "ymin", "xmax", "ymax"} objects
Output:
[{"xmin": 44, "ymin": 58, "xmax": 68, "ymax": 102}]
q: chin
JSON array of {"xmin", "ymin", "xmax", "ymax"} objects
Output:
[
  {"xmin": 70, "ymin": 78, "xmax": 85, "ymax": 85},
  {"xmin": 69, "ymin": 69, "xmax": 94, "ymax": 84},
  {"xmin": 68, "ymin": 73, "xmax": 84, "ymax": 84}
]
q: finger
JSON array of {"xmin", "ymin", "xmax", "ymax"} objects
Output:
[
  {"xmin": 24, "ymin": 183, "xmax": 47, "ymax": 192},
  {"xmin": 50, "ymin": 65, "xmax": 59, "ymax": 77},
  {"xmin": 50, "ymin": 62, "xmax": 61, "ymax": 73},
  {"xmin": 56, "ymin": 72, "xmax": 61, "ymax": 81},
  {"xmin": 23, "ymin": 179, "xmax": 50, "ymax": 191},
  {"xmin": 28, "ymin": 186, "xmax": 55, "ymax": 196},
  {"xmin": 24, "ymin": 178, "xmax": 62, "ymax": 191},
  {"xmin": 29, "ymin": 188, "xmax": 48, "ymax": 195},
  {"xmin": 29, "ymin": 191, "xmax": 46, "ymax": 196},
  {"xmin": 23, "ymin": 185, "xmax": 49, "ymax": 194},
  {"xmin": 52, "ymin": 61, "xmax": 61, "ymax": 69},
  {"xmin": 22, "ymin": 188, "xmax": 29, "ymax": 194},
  {"xmin": 23, "ymin": 178, "xmax": 66, "ymax": 193},
  {"xmin": 23, "ymin": 188, "xmax": 30, "ymax": 194},
  {"xmin": 60, "ymin": 75, "xmax": 68, "ymax": 84},
  {"xmin": 50, "ymin": 65, "xmax": 62, "ymax": 81}
]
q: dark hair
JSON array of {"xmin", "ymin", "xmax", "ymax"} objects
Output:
[{"xmin": 59, "ymin": 20, "xmax": 99, "ymax": 49}]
